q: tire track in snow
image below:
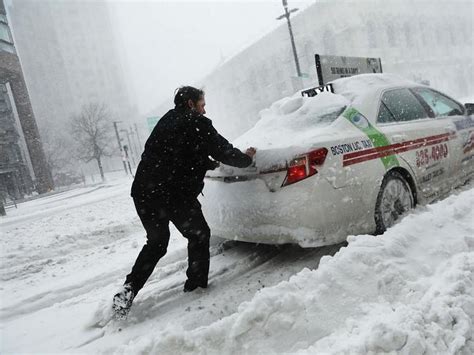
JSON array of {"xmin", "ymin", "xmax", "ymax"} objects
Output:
[
  {"xmin": 0, "ymin": 239, "xmax": 271, "ymax": 322},
  {"xmin": 75, "ymin": 242, "xmax": 346, "ymax": 352},
  {"xmin": 67, "ymin": 242, "xmax": 286, "ymax": 349},
  {"xmin": 128, "ymin": 242, "xmax": 283, "ymax": 322}
]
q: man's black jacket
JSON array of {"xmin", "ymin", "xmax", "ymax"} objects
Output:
[{"xmin": 131, "ymin": 107, "xmax": 252, "ymax": 204}]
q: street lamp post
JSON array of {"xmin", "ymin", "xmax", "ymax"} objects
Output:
[
  {"xmin": 276, "ymin": 0, "xmax": 301, "ymax": 78},
  {"xmin": 121, "ymin": 128, "xmax": 136, "ymax": 167}
]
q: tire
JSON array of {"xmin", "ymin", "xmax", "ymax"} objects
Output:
[{"xmin": 375, "ymin": 170, "xmax": 415, "ymax": 235}]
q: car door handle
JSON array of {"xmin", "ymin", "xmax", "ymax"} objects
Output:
[{"xmin": 392, "ymin": 134, "xmax": 408, "ymax": 143}]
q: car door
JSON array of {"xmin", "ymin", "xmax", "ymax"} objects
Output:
[
  {"xmin": 411, "ymin": 87, "xmax": 473, "ymax": 184},
  {"xmin": 375, "ymin": 87, "xmax": 452, "ymax": 200}
]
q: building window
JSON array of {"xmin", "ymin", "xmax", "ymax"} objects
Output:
[
  {"xmin": 323, "ymin": 29, "xmax": 336, "ymax": 54},
  {"xmin": 450, "ymin": 26, "xmax": 458, "ymax": 46},
  {"xmin": 386, "ymin": 22, "xmax": 397, "ymax": 47},
  {"xmin": 404, "ymin": 22, "xmax": 413, "ymax": 47},
  {"xmin": 419, "ymin": 22, "xmax": 429, "ymax": 46},
  {"xmin": 436, "ymin": 25, "xmax": 447, "ymax": 46},
  {"xmin": 367, "ymin": 21, "xmax": 377, "ymax": 48},
  {"xmin": 0, "ymin": 41, "xmax": 14, "ymax": 54}
]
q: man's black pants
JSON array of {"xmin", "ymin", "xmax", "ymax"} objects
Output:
[{"xmin": 124, "ymin": 196, "xmax": 210, "ymax": 295}]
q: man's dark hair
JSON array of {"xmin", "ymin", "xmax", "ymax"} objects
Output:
[{"xmin": 174, "ymin": 86, "xmax": 204, "ymax": 108}]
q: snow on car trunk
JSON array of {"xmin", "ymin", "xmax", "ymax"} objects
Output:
[
  {"xmin": 205, "ymin": 91, "xmax": 349, "ymax": 197},
  {"xmin": 207, "ymin": 90, "xmax": 349, "ymax": 179}
]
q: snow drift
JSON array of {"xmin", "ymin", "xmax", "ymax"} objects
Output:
[{"xmin": 111, "ymin": 187, "xmax": 474, "ymax": 355}]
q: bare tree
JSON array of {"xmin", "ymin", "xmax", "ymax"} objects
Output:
[
  {"xmin": 70, "ymin": 103, "xmax": 113, "ymax": 181},
  {"xmin": 39, "ymin": 121, "xmax": 77, "ymax": 179}
]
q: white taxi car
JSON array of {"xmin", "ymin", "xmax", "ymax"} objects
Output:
[{"xmin": 202, "ymin": 74, "xmax": 473, "ymax": 247}]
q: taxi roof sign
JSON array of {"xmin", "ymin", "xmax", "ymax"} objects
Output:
[
  {"xmin": 301, "ymin": 83, "xmax": 334, "ymax": 97},
  {"xmin": 315, "ymin": 54, "xmax": 383, "ymax": 86}
]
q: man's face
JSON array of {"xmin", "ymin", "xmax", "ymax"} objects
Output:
[{"xmin": 188, "ymin": 96, "xmax": 206, "ymax": 115}]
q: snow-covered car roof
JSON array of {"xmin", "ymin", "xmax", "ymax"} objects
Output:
[
  {"xmin": 232, "ymin": 73, "xmax": 430, "ymax": 167},
  {"xmin": 329, "ymin": 73, "xmax": 420, "ymax": 105},
  {"xmin": 234, "ymin": 74, "xmax": 416, "ymax": 149}
]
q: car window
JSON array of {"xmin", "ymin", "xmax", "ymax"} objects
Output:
[
  {"xmin": 412, "ymin": 88, "xmax": 464, "ymax": 117},
  {"xmin": 316, "ymin": 106, "xmax": 346, "ymax": 124},
  {"xmin": 380, "ymin": 88, "xmax": 430, "ymax": 122},
  {"xmin": 377, "ymin": 101, "xmax": 396, "ymax": 123}
]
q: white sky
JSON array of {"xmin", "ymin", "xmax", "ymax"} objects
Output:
[{"xmin": 111, "ymin": 0, "xmax": 314, "ymax": 114}]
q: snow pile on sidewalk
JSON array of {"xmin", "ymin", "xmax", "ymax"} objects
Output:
[{"xmin": 111, "ymin": 188, "xmax": 474, "ymax": 355}]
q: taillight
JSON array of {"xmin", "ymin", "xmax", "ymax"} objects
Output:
[{"xmin": 281, "ymin": 148, "xmax": 328, "ymax": 187}]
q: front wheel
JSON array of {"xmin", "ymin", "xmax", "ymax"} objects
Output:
[{"xmin": 375, "ymin": 171, "xmax": 415, "ymax": 234}]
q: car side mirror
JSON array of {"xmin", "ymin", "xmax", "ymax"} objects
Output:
[{"xmin": 465, "ymin": 103, "xmax": 474, "ymax": 116}]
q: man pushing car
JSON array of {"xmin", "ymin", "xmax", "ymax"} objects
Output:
[{"xmin": 112, "ymin": 86, "xmax": 256, "ymax": 319}]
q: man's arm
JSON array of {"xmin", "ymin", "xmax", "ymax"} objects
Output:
[{"xmin": 202, "ymin": 117, "xmax": 253, "ymax": 168}]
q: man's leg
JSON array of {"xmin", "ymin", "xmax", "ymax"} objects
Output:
[
  {"xmin": 124, "ymin": 197, "xmax": 171, "ymax": 295},
  {"xmin": 169, "ymin": 200, "xmax": 211, "ymax": 289}
]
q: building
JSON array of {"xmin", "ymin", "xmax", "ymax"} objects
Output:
[
  {"xmin": 0, "ymin": 0, "xmax": 53, "ymax": 198},
  {"xmin": 155, "ymin": 0, "xmax": 473, "ymax": 140},
  {"xmin": 7, "ymin": 0, "xmax": 138, "ymax": 174}
]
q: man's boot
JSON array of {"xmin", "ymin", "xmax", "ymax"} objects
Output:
[
  {"xmin": 183, "ymin": 279, "xmax": 208, "ymax": 292},
  {"xmin": 112, "ymin": 283, "xmax": 136, "ymax": 319}
]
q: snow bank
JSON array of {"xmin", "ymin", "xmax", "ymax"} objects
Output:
[{"xmin": 111, "ymin": 187, "xmax": 473, "ymax": 355}]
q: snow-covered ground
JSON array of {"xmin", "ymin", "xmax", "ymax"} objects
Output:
[{"xmin": 1, "ymin": 175, "xmax": 472, "ymax": 354}]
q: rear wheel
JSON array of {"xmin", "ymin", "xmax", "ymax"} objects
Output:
[{"xmin": 375, "ymin": 171, "xmax": 415, "ymax": 234}]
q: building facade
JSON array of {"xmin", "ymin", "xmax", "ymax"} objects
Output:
[
  {"xmin": 0, "ymin": 0, "xmax": 53, "ymax": 198},
  {"xmin": 153, "ymin": 0, "xmax": 473, "ymax": 140},
  {"xmin": 7, "ymin": 0, "xmax": 138, "ymax": 175}
]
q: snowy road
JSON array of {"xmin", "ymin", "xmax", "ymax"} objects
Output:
[
  {"xmin": 0, "ymin": 177, "xmax": 344, "ymax": 353},
  {"xmin": 0, "ymin": 179, "xmax": 474, "ymax": 354}
]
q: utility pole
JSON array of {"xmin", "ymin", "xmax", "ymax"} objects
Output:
[
  {"xmin": 130, "ymin": 125, "xmax": 140, "ymax": 161},
  {"xmin": 276, "ymin": 0, "xmax": 301, "ymax": 77},
  {"xmin": 123, "ymin": 145, "xmax": 134, "ymax": 177},
  {"xmin": 134, "ymin": 123, "xmax": 143, "ymax": 149},
  {"xmin": 112, "ymin": 121, "xmax": 128, "ymax": 174}
]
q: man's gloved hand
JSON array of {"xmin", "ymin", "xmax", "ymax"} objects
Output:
[
  {"xmin": 245, "ymin": 147, "xmax": 257, "ymax": 158},
  {"xmin": 206, "ymin": 158, "xmax": 220, "ymax": 170}
]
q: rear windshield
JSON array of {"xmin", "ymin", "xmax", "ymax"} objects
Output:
[
  {"xmin": 292, "ymin": 92, "xmax": 349, "ymax": 128},
  {"xmin": 314, "ymin": 106, "xmax": 346, "ymax": 125}
]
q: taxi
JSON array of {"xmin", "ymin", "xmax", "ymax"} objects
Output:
[{"xmin": 203, "ymin": 74, "xmax": 473, "ymax": 247}]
